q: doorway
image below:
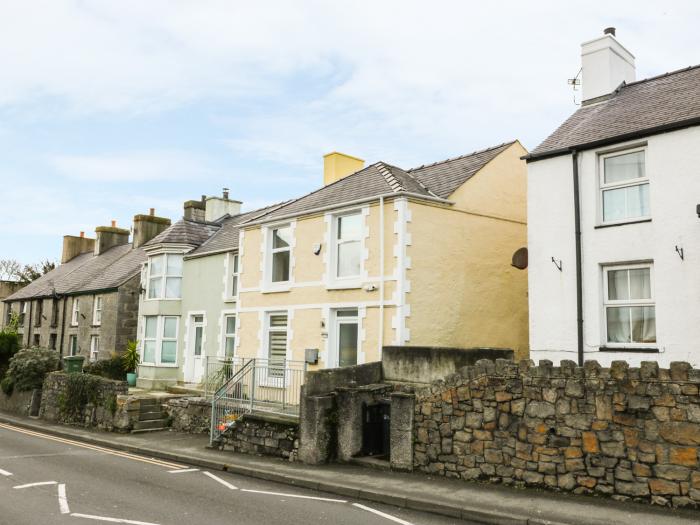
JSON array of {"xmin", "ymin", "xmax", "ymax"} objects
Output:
[{"xmin": 184, "ymin": 314, "xmax": 205, "ymax": 383}]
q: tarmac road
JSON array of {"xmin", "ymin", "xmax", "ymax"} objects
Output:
[{"xmin": 0, "ymin": 422, "xmax": 474, "ymax": 525}]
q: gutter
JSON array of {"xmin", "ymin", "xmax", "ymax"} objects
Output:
[
  {"xmin": 524, "ymin": 115, "xmax": 700, "ymax": 163},
  {"xmin": 572, "ymin": 151, "xmax": 584, "ymax": 366},
  {"xmin": 242, "ymin": 191, "xmax": 452, "ymax": 228}
]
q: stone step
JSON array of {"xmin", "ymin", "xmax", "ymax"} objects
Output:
[
  {"xmin": 131, "ymin": 427, "xmax": 169, "ymax": 434},
  {"xmin": 138, "ymin": 398, "xmax": 160, "ymax": 408},
  {"xmin": 348, "ymin": 455, "xmax": 391, "ymax": 471},
  {"xmin": 166, "ymin": 385, "xmax": 204, "ymax": 396},
  {"xmin": 132, "ymin": 419, "xmax": 169, "ymax": 431},
  {"xmin": 139, "ymin": 410, "xmax": 164, "ymax": 421}
]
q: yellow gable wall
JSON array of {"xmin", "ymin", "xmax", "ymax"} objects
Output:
[{"xmin": 405, "ymin": 143, "xmax": 529, "ymax": 359}]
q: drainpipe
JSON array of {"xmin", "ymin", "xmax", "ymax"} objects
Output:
[
  {"xmin": 378, "ymin": 196, "xmax": 385, "ymax": 358},
  {"xmin": 26, "ymin": 300, "xmax": 33, "ymax": 347},
  {"xmin": 59, "ymin": 296, "xmax": 68, "ymax": 359},
  {"xmin": 572, "ymin": 150, "xmax": 584, "ymax": 366}
]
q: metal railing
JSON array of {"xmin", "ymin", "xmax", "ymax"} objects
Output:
[
  {"xmin": 209, "ymin": 358, "xmax": 306, "ymax": 444},
  {"xmin": 203, "ymin": 356, "xmax": 248, "ymax": 398}
]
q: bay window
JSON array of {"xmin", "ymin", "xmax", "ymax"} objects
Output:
[
  {"xmin": 600, "ymin": 149, "xmax": 649, "ymax": 223},
  {"xmin": 142, "ymin": 315, "xmax": 179, "ymax": 365},
  {"xmin": 147, "ymin": 254, "xmax": 183, "ymax": 299},
  {"xmin": 603, "ymin": 264, "xmax": 656, "ymax": 347}
]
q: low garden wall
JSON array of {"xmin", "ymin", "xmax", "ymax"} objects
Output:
[
  {"xmin": 163, "ymin": 397, "xmax": 211, "ymax": 434},
  {"xmin": 219, "ymin": 413, "xmax": 299, "ymax": 461},
  {"xmin": 40, "ymin": 372, "xmax": 130, "ymax": 431},
  {"xmin": 0, "ymin": 389, "xmax": 40, "ymax": 417},
  {"xmin": 413, "ymin": 358, "xmax": 700, "ymax": 508}
]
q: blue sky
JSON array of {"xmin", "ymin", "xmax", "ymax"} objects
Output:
[{"xmin": 1, "ymin": 1, "xmax": 698, "ymax": 264}]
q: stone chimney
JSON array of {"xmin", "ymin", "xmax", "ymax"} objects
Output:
[
  {"xmin": 581, "ymin": 28, "xmax": 635, "ymax": 102},
  {"xmin": 94, "ymin": 221, "xmax": 130, "ymax": 256},
  {"xmin": 184, "ymin": 197, "xmax": 206, "ymax": 222},
  {"xmin": 205, "ymin": 188, "xmax": 242, "ymax": 222},
  {"xmin": 323, "ymin": 152, "xmax": 364, "ymax": 186},
  {"xmin": 61, "ymin": 231, "xmax": 95, "ymax": 264},
  {"xmin": 132, "ymin": 208, "xmax": 172, "ymax": 249}
]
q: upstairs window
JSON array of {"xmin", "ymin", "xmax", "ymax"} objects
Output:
[
  {"xmin": 71, "ymin": 298, "xmax": 80, "ymax": 326},
  {"xmin": 34, "ymin": 300, "xmax": 43, "ymax": 327},
  {"xmin": 600, "ymin": 149, "xmax": 649, "ymax": 223},
  {"xmin": 19, "ymin": 302, "xmax": 27, "ymax": 326},
  {"xmin": 226, "ymin": 253, "xmax": 239, "ymax": 300},
  {"xmin": 50, "ymin": 299, "xmax": 59, "ymax": 327},
  {"xmin": 604, "ymin": 264, "xmax": 656, "ymax": 346},
  {"xmin": 93, "ymin": 296, "xmax": 103, "ymax": 325},
  {"xmin": 269, "ymin": 226, "xmax": 291, "ymax": 284},
  {"xmin": 334, "ymin": 213, "xmax": 362, "ymax": 279},
  {"xmin": 147, "ymin": 254, "xmax": 183, "ymax": 299}
]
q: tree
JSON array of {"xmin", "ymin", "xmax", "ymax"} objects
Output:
[
  {"xmin": 0, "ymin": 259, "xmax": 21, "ymax": 281},
  {"xmin": 0, "ymin": 258, "xmax": 56, "ymax": 283}
]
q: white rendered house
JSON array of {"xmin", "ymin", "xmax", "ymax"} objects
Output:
[{"xmin": 526, "ymin": 28, "xmax": 700, "ymax": 367}]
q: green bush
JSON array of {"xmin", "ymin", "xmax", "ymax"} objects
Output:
[
  {"xmin": 0, "ymin": 376, "xmax": 14, "ymax": 396},
  {"xmin": 84, "ymin": 353, "xmax": 125, "ymax": 381},
  {"xmin": 0, "ymin": 330, "xmax": 20, "ymax": 379},
  {"xmin": 58, "ymin": 373, "xmax": 103, "ymax": 419},
  {"xmin": 5, "ymin": 348, "xmax": 60, "ymax": 392}
]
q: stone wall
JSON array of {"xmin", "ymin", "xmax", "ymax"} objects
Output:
[
  {"xmin": 163, "ymin": 397, "xmax": 211, "ymax": 434},
  {"xmin": 40, "ymin": 372, "xmax": 130, "ymax": 431},
  {"xmin": 0, "ymin": 389, "xmax": 41, "ymax": 417},
  {"xmin": 413, "ymin": 359, "xmax": 700, "ymax": 508},
  {"xmin": 219, "ymin": 413, "xmax": 299, "ymax": 461}
]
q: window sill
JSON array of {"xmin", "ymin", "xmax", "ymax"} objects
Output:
[
  {"xmin": 261, "ymin": 285, "xmax": 292, "ymax": 294},
  {"xmin": 594, "ymin": 218, "xmax": 651, "ymax": 229},
  {"xmin": 91, "ymin": 324, "xmax": 101, "ymax": 328},
  {"xmin": 599, "ymin": 346, "xmax": 659, "ymax": 353},
  {"xmin": 223, "ymin": 298, "xmax": 238, "ymax": 304},
  {"xmin": 138, "ymin": 363, "xmax": 179, "ymax": 368},
  {"xmin": 326, "ymin": 281, "xmax": 363, "ymax": 291},
  {"xmin": 144, "ymin": 298, "xmax": 182, "ymax": 302}
]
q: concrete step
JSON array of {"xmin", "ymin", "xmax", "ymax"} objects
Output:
[
  {"xmin": 348, "ymin": 455, "xmax": 391, "ymax": 471},
  {"xmin": 132, "ymin": 419, "xmax": 170, "ymax": 431},
  {"xmin": 139, "ymin": 410, "xmax": 164, "ymax": 421},
  {"xmin": 166, "ymin": 385, "xmax": 204, "ymax": 396},
  {"xmin": 130, "ymin": 427, "xmax": 169, "ymax": 434},
  {"xmin": 138, "ymin": 398, "xmax": 160, "ymax": 408}
]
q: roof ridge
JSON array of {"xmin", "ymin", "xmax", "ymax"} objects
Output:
[
  {"xmin": 408, "ymin": 140, "xmax": 516, "ymax": 172},
  {"xmin": 620, "ymin": 63, "xmax": 700, "ymax": 89}
]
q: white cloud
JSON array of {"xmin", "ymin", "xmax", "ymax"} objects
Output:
[{"xmin": 49, "ymin": 150, "xmax": 218, "ymax": 182}]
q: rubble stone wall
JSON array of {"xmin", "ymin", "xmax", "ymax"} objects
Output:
[
  {"xmin": 163, "ymin": 397, "xmax": 211, "ymax": 434},
  {"xmin": 219, "ymin": 413, "xmax": 299, "ymax": 461},
  {"xmin": 413, "ymin": 358, "xmax": 700, "ymax": 508}
]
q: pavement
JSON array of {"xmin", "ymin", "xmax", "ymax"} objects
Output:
[{"xmin": 1, "ymin": 413, "xmax": 698, "ymax": 525}]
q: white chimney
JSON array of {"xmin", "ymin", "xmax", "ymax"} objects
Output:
[
  {"xmin": 204, "ymin": 188, "xmax": 242, "ymax": 222},
  {"xmin": 581, "ymin": 28, "xmax": 635, "ymax": 102}
]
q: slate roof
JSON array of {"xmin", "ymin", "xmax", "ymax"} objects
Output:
[
  {"xmin": 144, "ymin": 219, "xmax": 220, "ymax": 247},
  {"xmin": 5, "ymin": 244, "xmax": 147, "ymax": 301},
  {"xmin": 187, "ymin": 203, "xmax": 290, "ymax": 258},
  {"xmin": 409, "ymin": 142, "xmax": 515, "ymax": 198},
  {"xmin": 530, "ymin": 65, "xmax": 700, "ymax": 159}
]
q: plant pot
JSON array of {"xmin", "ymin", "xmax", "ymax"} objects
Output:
[{"xmin": 126, "ymin": 372, "xmax": 137, "ymax": 387}]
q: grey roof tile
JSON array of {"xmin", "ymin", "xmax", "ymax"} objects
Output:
[
  {"xmin": 144, "ymin": 219, "xmax": 220, "ymax": 247},
  {"xmin": 408, "ymin": 142, "xmax": 515, "ymax": 198},
  {"xmin": 531, "ymin": 65, "xmax": 700, "ymax": 158}
]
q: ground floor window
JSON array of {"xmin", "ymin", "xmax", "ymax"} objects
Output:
[
  {"xmin": 69, "ymin": 335, "xmax": 78, "ymax": 356},
  {"xmin": 333, "ymin": 308, "xmax": 359, "ymax": 367},
  {"xmin": 49, "ymin": 333, "xmax": 57, "ymax": 350},
  {"xmin": 603, "ymin": 263, "xmax": 656, "ymax": 346},
  {"xmin": 32, "ymin": 334, "xmax": 40, "ymax": 347},
  {"xmin": 142, "ymin": 315, "xmax": 179, "ymax": 365},
  {"xmin": 224, "ymin": 315, "xmax": 236, "ymax": 358},
  {"xmin": 90, "ymin": 335, "xmax": 100, "ymax": 362}
]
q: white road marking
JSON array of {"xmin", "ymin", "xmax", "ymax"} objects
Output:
[
  {"xmin": 71, "ymin": 513, "xmax": 160, "ymax": 525},
  {"xmin": 13, "ymin": 481, "xmax": 57, "ymax": 489},
  {"xmin": 241, "ymin": 488, "xmax": 346, "ymax": 503},
  {"xmin": 202, "ymin": 471, "xmax": 238, "ymax": 490},
  {"xmin": 58, "ymin": 483, "xmax": 70, "ymax": 514},
  {"xmin": 168, "ymin": 468, "xmax": 200, "ymax": 474},
  {"xmin": 352, "ymin": 503, "xmax": 415, "ymax": 525},
  {"xmin": 0, "ymin": 468, "xmax": 12, "ymax": 476}
]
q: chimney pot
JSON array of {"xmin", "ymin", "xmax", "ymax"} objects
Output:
[
  {"xmin": 223, "ymin": 187, "xmax": 229, "ymax": 200},
  {"xmin": 111, "ymin": 220, "xmax": 116, "ymax": 227},
  {"xmin": 80, "ymin": 231, "xmax": 85, "ymax": 238},
  {"xmin": 149, "ymin": 208, "xmax": 155, "ymax": 216},
  {"xmin": 604, "ymin": 27, "xmax": 616, "ymax": 36}
]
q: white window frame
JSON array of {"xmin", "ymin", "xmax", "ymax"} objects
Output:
[
  {"xmin": 146, "ymin": 253, "xmax": 184, "ymax": 300},
  {"xmin": 598, "ymin": 147, "xmax": 650, "ymax": 226},
  {"xmin": 71, "ymin": 298, "xmax": 80, "ymax": 326},
  {"xmin": 225, "ymin": 252, "xmax": 240, "ymax": 302},
  {"xmin": 264, "ymin": 311, "xmax": 289, "ymax": 383},
  {"xmin": 222, "ymin": 314, "xmax": 237, "ymax": 358},
  {"xmin": 92, "ymin": 295, "xmax": 102, "ymax": 326},
  {"xmin": 602, "ymin": 263, "xmax": 656, "ymax": 349},
  {"xmin": 90, "ymin": 335, "xmax": 100, "ymax": 362},
  {"xmin": 328, "ymin": 210, "xmax": 364, "ymax": 288},
  {"xmin": 68, "ymin": 335, "xmax": 78, "ymax": 357},
  {"xmin": 264, "ymin": 223, "xmax": 293, "ymax": 291},
  {"xmin": 140, "ymin": 315, "xmax": 179, "ymax": 367}
]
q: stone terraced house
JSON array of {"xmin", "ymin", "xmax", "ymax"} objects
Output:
[
  {"xmin": 2, "ymin": 211, "xmax": 170, "ymax": 361},
  {"xmin": 136, "ymin": 143, "xmax": 530, "ymax": 389}
]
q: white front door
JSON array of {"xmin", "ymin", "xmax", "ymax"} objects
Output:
[
  {"xmin": 185, "ymin": 314, "xmax": 205, "ymax": 383},
  {"xmin": 331, "ymin": 309, "xmax": 359, "ymax": 368}
]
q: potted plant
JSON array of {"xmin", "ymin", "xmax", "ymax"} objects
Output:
[{"xmin": 122, "ymin": 340, "xmax": 139, "ymax": 387}]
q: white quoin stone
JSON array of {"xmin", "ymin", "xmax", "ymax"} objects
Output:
[{"xmin": 581, "ymin": 33, "xmax": 635, "ymax": 102}]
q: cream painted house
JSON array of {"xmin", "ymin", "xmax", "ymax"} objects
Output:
[{"xmin": 135, "ymin": 141, "xmax": 529, "ymax": 389}]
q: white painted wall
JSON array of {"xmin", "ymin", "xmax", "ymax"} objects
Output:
[
  {"xmin": 581, "ymin": 34, "xmax": 635, "ymax": 101},
  {"xmin": 528, "ymin": 126, "xmax": 700, "ymax": 367}
]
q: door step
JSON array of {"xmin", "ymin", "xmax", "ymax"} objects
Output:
[
  {"xmin": 348, "ymin": 455, "xmax": 391, "ymax": 471},
  {"xmin": 132, "ymin": 419, "xmax": 170, "ymax": 431}
]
